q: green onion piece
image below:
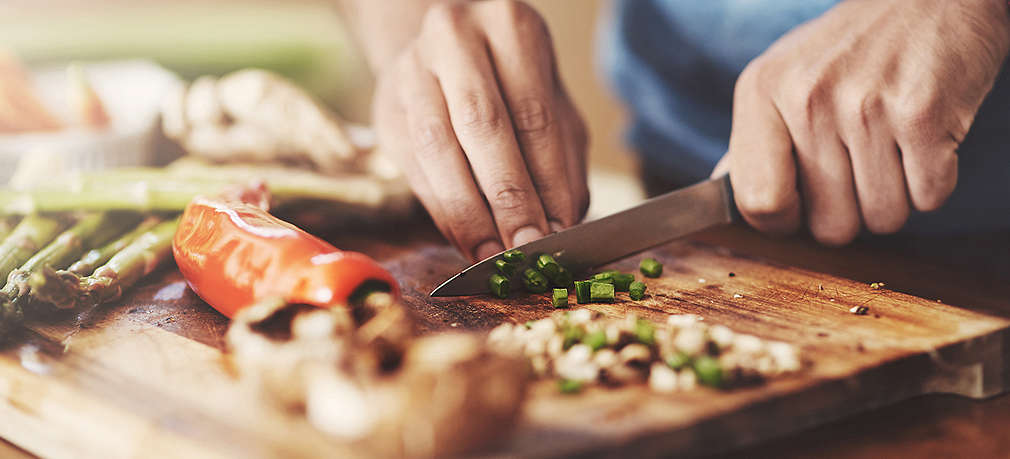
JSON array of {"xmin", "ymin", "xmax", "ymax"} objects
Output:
[
  {"xmin": 552, "ymin": 288, "xmax": 569, "ymax": 308},
  {"xmin": 629, "ymin": 281, "xmax": 647, "ymax": 300},
  {"xmin": 524, "ymin": 320, "xmax": 535, "ymax": 329},
  {"xmin": 558, "ymin": 379, "xmax": 583, "ymax": 394},
  {"xmin": 582, "ymin": 329, "xmax": 607, "ymax": 350},
  {"xmin": 551, "ymin": 266, "xmax": 573, "ymax": 287},
  {"xmin": 640, "ymin": 258, "xmax": 663, "ymax": 278},
  {"xmin": 495, "ymin": 259, "xmax": 517, "ymax": 277},
  {"xmin": 592, "ymin": 270, "xmax": 620, "ymax": 282},
  {"xmin": 589, "ymin": 282, "xmax": 615, "ymax": 302},
  {"xmin": 489, "ymin": 274, "xmax": 510, "ymax": 299},
  {"xmin": 562, "ymin": 324, "xmax": 585, "ymax": 349},
  {"xmin": 612, "ymin": 273, "xmax": 635, "ymax": 292},
  {"xmin": 574, "ymin": 280, "xmax": 592, "ymax": 304},
  {"xmin": 522, "ymin": 268, "xmax": 549, "ymax": 293},
  {"xmin": 633, "ymin": 318, "xmax": 655, "ymax": 345},
  {"xmin": 693, "ymin": 355, "xmax": 725, "ymax": 388},
  {"xmin": 502, "ymin": 249, "xmax": 525, "ymax": 263},
  {"xmin": 536, "ymin": 253, "xmax": 561, "ymax": 279},
  {"xmin": 666, "ymin": 352, "xmax": 691, "ymax": 370}
]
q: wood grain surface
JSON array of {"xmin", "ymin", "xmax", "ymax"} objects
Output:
[{"xmin": 0, "ymin": 222, "xmax": 1008, "ymax": 458}]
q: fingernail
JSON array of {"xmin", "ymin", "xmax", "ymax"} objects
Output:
[
  {"xmin": 474, "ymin": 240, "xmax": 504, "ymax": 261},
  {"xmin": 512, "ymin": 226, "xmax": 544, "ymax": 247},
  {"xmin": 549, "ymin": 220, "xmax": 565, "ymax": 233}
]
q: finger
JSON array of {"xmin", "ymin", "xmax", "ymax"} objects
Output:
[
  {"xmin": 557, "ymin": 94, "xmax": 590, "ymax": 226},
  {"xmin": 419, "ymin": 16, "xmax": 549, "ymax": 247},
  {"xmin": 902, "ymin": 141, "xmax": 958, "ymax": 213},
  {"xmin": 784, "ymin": 112, "xmax": 861, "ymax": 245},
  {"xmin": 890, "ymin": 104, "xmax": 959, "ymax": 212},
  {"xmin": 838, "ymin": 93, "xmax": 909, "ymax": 234},
  {"xmin": 395, "ymin": 52, "xmax": 505, "ymax": 260},
  {"xmin": 373, "ymin": 73, "xmax": 460, "ymax": 251},
  {"xmin": 727, "ymin": 68, "xmax": 802, "ymax": 235},
  {"xmin": 477, "ymin": 2, "xmax": 578, "ymax": 229}
]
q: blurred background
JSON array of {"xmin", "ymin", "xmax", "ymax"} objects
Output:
[{"xmin": 0, "ymin": 0, "xmax": 636, "ymax": 177}]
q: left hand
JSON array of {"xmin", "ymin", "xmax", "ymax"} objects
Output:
[{"xmin": 713, "ymin": 0, "xmax": 1010, "ymax": 245}]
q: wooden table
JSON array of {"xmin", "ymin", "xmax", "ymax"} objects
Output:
[{"xmin": 1, "ymin": 219, "xmax": 1008, "ymax": 458}]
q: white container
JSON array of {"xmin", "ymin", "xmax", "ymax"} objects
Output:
[{"xmin": 0, "ymin": 60, "xmax": 181, "ymax": 185}]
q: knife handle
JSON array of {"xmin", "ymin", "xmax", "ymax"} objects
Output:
[{"xmin": 715, "ymin": 174, "xmax": 741, "ymax": 223}]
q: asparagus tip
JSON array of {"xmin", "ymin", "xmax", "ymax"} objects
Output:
[{"xmin": 28, "ymin": 266, "xmax": 84, "ymax": 310}]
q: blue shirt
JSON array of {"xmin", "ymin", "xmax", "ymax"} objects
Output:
[{"xmin": 602, "ymin": 0, "xmax": 1010, "ymax": 234}]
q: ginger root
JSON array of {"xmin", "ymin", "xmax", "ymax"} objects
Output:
[{"xmin": 162, "ymin": 69, "xmax": 369, "ymax": 175}]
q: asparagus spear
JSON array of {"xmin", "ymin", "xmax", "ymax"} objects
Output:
[
  {"xmin": 0, "ymin": 213, "xmax": 137, "ymax": 331},
  {"xmin": 68, "ymin": 216, "xmax": 160, "ymax": 275},
  {"xmin": 0, "ymin": 217, "xmax": 19, "ymax": 241},
  {"xmin": 29, "ymin": 218, "xmax": 179, "ymax": 310},
  {"xmin": 0, "ymin": 162, "xmax": 402, "ymax": 215},
  {"xmin": 12, "ymin": 213, "xmax": 138, "ymax": 278},
  {"xmin": 0, "ymin": 215, "xmax": 65, "ymax": 283}
]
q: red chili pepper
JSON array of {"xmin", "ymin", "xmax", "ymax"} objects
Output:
[{"xmin": 172, "ymin": 195, "xmax": 399, "ymax": 318}]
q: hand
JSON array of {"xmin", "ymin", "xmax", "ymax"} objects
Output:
[
  {"xmin": 372, "ymin": 0, "xmax": 589, "ymax": 261},
  {"xmin": 713, "ymin": 0, "xmax": 1010, "ymax": 244}
]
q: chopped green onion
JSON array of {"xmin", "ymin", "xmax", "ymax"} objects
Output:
[
  {"xmin": 665, "ymin": 352, "xmax": 691, "ymax": 370},
  {"xmin": 589, "ymin": 282, "xmax": 615, "ymax": 302},
  {"xmin": 536, "ymin": 253, "xmax": 561, "ymax": 279},
  {"xmin": 574, "ymin": 280, "xmax": 592, "ymax": 304},
  {"xmin": 562, "ymin": 324, "xmax": 585, "ymax": 349},
  {"xmin": 552, "ymin": 288, "xmax": 569, "ymax": 308},
  {"xmin": 489, "ymin": 274, "xmax": 510, "ymax": 299},
  {"xmin": 592, "ymin": 270, "xmax": 620, "ymax": 282},
  {"xmin": 502, "ymin": 249, "xmax": 525, "ymax": 263},
  {"xmin": 495, "ymin": 259, "xmax": 517, "ymax": 277},
  {"xmin": 629, "ymin": 281, "xmax": 646, "ymax": 300},
  {"xmin": 524, "ymin": 320, "xmax": 534, "ymax": 329},
  {"xmin": 582, "ymin": 329, "xmax": 607, "ymax": 350},
  {"xmin": 612, "ymin": 273, "xmax": 635, "ymax": 292},
  {"xmin": 633, "ymin": 318, "xmax": 655, "ymax": 345},
  {"xmin": 522, "ymin": 268, "xmax": 549, "ymax": 293},
  {"xmin": 558, "ymin": 378, "xmax": 583, "ymax": 394},
  {"xmin": 693, "ymin": 355, "xmax": 725, "ymax": 388},
  {"xmin": 552, "ymin": 266, "xmax": 573, "ymax": 287},
  {"xmin": 640, "ymin": 258, "xmax": 663, "ymax": 278}
]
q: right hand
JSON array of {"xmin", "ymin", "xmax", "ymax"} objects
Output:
[{"xmin": 372, "ymin": 0, "xmax": 589, "ymax": 261}]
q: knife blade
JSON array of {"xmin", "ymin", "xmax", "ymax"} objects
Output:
[{"xmin": 430, "ymin": 175, "xmax": 737, "ymax": 297}]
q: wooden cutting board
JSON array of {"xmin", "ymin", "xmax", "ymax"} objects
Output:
[{"xmin": 0, "ymin": 224, "xmax": 1007, "ymax": 458}]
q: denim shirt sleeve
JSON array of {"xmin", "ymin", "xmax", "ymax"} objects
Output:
[{"xmin": 601, "ymin": 0, "xmax": 1010, "ymax": 234}]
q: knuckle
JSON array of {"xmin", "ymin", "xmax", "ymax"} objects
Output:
[
  {"xmin": 423, "ymin": 2, "xmax": 467, "ymax": 29},
  {"xmin": 843, "ymin": 91, "xmax": 883, "ymax": 135},
  {"xmin": 781, "ymin": 87, "xmax": 821, "ymax": 130},
  {"xmin": 512, "ymin": 97, "xmax": 553, "ymax": 134},
  {"xmin": 734, "ymin": 61, "xmax": 764, "ymax": 96},
  {"xmin": 488, "ymin": 182, "xmax": 533, "ymax": 211},
  {"xmin": 892, "ymin": 97, "xmax": 941, "ymax": 141},
  {"xmin": 500, "ymin": 0, "xmax": 546, "ymax": 32},
  {"xmin": 494, "ymin": 0, "xmax": 531, "ymax": 20},
  {"xmin": 736, "ymin": 189, "xmax": 796, "ymax": 221},
  {"xmin": 457, "ymin": 91, "xmax": 506, "ymax": 133},
  {"xmin": 410, "ymin": 116, "xmax": 454, "ymax": 157}
]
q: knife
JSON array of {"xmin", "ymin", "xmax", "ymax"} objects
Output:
[{"xmin": 430, "ymin": 175, "xmax": 738, "ymax": 297}]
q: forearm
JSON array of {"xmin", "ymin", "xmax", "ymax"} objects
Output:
[{"xmin": 337, "ymin": 0, "xmax": 464, "ymax": 72}]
